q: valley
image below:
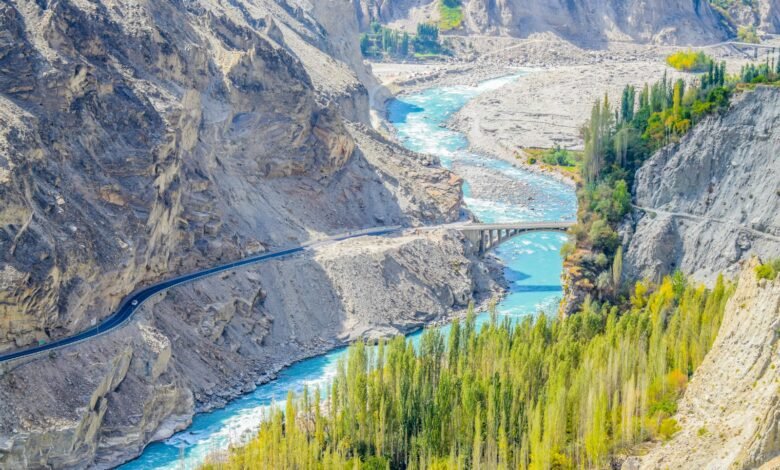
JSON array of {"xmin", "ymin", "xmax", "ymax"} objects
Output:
[{"xmin": 1, "ymin": 0, "xmax": 779, "ymax": 469}]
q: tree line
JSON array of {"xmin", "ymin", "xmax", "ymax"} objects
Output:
[
  {"xmin": 202, "ymin": 274, "xmax": 732, "ymax": 469},
  {"xmin": 360, "ymin": 22, "xmax": 448, "ymax": 58},
  {"xmin": 566, "ymin": 52, "xmax": 778, "ymax": 305}
]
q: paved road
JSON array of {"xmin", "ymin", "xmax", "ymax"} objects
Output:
[
  {"xmin": 0, "ymin": 220, "xmax": 577, "ymax": 364},
  {"xmin": 0, "ymin": 226, "xmax": 402, "ymax": 364},
  {"xmin": 632, "ymin": 205, "xmax": 780, "ymax": 242}
]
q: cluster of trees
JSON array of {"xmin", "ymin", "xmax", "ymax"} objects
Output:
[
  {"xmin": 360, "ymin": 23, "xmax": 410, "ymax": 57},
  {"xmin": 202, "ymin": 276, "xmax": 732, "ymax": 469},
  {"xmin": 568, "ymin": 55, "xmax": 750, "ymax": 302},
  {"xmin": 666, "ymin": 50, "xmax": 712, "ymax": 72},
  {"xmin": 739, "ymin": 53, "xmax": 780, "ymax": 83},
  {"xmin": 737, "ymin": 25, "xmax": 760, "ymax": 44},
  {"xmin": 569, "ymin": 53, "xmax": 780, "ymax": 304},
  {"xmin": 360, "ymin": 23, "xmax": 448, "ymax": 58},
  {"xmin": 540, "ymin": 145, "xmax": 577, "ymax": 167}
]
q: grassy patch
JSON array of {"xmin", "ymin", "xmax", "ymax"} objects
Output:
[
  {"xmin": 438, "ymin": 1, "xmax": 463, "ymax": 30},
  {"xmin": 521, "ymin": 147, "xmax": 582, "ymax": 183}
]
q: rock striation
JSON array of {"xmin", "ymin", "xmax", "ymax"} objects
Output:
[
  {"xmin": 623, "ymin": 86, "xmax": 780, "ymax": 285},
  {"xmin": 0, "ymin": 0, "xmax": 461, "ymax": 353},
  {"xmin": 0, "ymin": 229, "xmax": 489, "ymax": 469}
]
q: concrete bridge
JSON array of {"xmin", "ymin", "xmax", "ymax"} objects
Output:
[
  {"xmin": 699, "ymin": 40, "xmax": 780, "ymax": 60},
  {"xmin": 446, "ymin": 221, "xmax": 575, "ymax": 255}
]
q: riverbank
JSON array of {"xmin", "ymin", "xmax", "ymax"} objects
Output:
[
  {"xmin": 376, "ymin": 35, "xmax": 758, "ymax": 188},
  {"xmin": 119, "ymin": 73, "xmax": 575, "ymax": 470}
]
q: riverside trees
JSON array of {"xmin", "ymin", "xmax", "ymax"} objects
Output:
[
  {"xmin": 569, "ymin": 58, "xmax": 760, "ymax": 304},
  {"xmin": 202, "ymin": 276, "xmax": 732, "ymax": 469}
]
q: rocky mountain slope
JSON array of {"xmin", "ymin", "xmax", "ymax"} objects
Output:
[
  {"xmin": 715, "ymin": 0, "xmax": 780, "ymax": 34},
  {"xmin": 0, "ymin": 0, "xmax": 486, "ymax": 467},
  {"xmin": 623, "ymin": 86, "xmax": 780, "ymax": 285},
  {"xmin": 623, "ymin": 259, "xmax": 780, "ymax": 469},
  {"xmin": 357, "ymin": 0, "xmax": 731, "ymax": 44},
  {"xmin": 0, "ymin": 0, "xmax": 461, "ymax": 352},
  {"xmin": 0, "ymin": 228, "xmax": 489, "ymax": 469}
]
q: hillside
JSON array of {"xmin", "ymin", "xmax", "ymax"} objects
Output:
[
  {"xmin": 0, "ymin": 0, "xmax": 484, "ymax": 467},
  {"xmin": 356, "ymin": 0, "xmax": 731, "ymax": 44},
  {"xmin": 624, "ymin": 86, "xmax": 780, "ymax": 285}
]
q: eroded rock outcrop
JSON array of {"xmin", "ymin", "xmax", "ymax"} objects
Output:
[
  {"xmin": 0, "ymin": 0, "xmax": 461, "ymax": 352},
  {"xmin": 624, "ymin": 86, "xmax": 780, "ymax": 285},
  {"xmin": 623, "ymin": 259, "xmax": 780, "ymax": 469}
]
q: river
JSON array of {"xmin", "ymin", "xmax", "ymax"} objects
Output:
[{"xmin": 121, "ymin": 74, "xmax": 577, "ymax": 469}]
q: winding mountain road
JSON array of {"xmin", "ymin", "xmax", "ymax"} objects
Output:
[
  {"xmin": 0, "ymin": 226, "xmax": 402, "ymax": 364},
  {"xmin": 632, "ymin": 205, "xmax": 780, "ymax": 242},
  {"xmin": 0, "ymin": 220, "xmax": 576, "ymax": 364}
]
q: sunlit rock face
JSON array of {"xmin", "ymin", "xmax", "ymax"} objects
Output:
[
  {"xmin": 624, "ymin": 87, "xmax": 780, "ymax": 285},
  {"xmin": 0, "ymin": 0, "xmax": 462, "ymax": 353}
]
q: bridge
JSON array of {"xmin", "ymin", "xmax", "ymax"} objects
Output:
[
  {"xmin": 444, "ymin": 221, "xmax": 575, "ymax": 255},
  {"xmin": 698, "ymin": 39, "xmax": 780, "ymax": 59},
  {"xmin": 0, "ymin": 221, "xmax": 572, "ymax": 364}
]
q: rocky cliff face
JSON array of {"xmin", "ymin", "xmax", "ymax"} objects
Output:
[
  {"xmin": 760, "ymin": 0, "xmax": 780, "ymax": 32},
  {"xmin": 0, "ymin": 0, "xmax": 460, "ymax": 353},
  {"xmin": 0, "ymin": 0, "xmax": 479, "ymax": 467},
  {"xmin": 623, "ymin": 86, "xmax": 780, "ymax": 285},
  {"xmin": 623, "ymin": 259, "xmax": 780, "ymax": 469},
  {"xmin": 0, "ymin": 229, "xmax": 490, "ymax": 469},
  {"xmin": 357, "ymin": 0, "xmax": 730, "ymax": 44}
]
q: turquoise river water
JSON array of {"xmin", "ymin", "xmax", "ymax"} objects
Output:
[{"xmin": 122, "ymin": 74, "xmax": 577, "ymax": 469}]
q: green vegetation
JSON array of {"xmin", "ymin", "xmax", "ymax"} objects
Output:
[
  {"xmin": 203, "ymin": 276, "xmax": 732, "ymax": 469},
  {"xmin": 710, "ymin": 0, "xmax": 755, "ymax": 8},
  {"xmin": 521, "ymin": 147, "xmax": 582, "ymax": 183},
  {"xmin": 738, "ymin": 25, "xmax": 760, "ymax": 44},
  {"xmin": 569, "ymin": 51, "xmax": 780, "ymax": 303},
  {"xmin": 360, "ymin": 22, "xmax": 449, "ymax": 59},
  {"xmin": 755, "ymin": 259, "xmax": 780, "ymax": 281},
  {"xmin": 565, "ymin": 50, "xmax": 780, "ymax": 302},
  {"xmin": 439, "ymin": 0, "xmax": 464, "ymax": 31},
  {"xmin": 540, "ymin": 145, "xmax": 577, "ymax": 167},
  {"xmin": 666, "ymin": 50, "xmax": 713, "ymax": 72},
  {"xmin": 740, "ymin": 56, "xmax": 780, "ymax": 85}
]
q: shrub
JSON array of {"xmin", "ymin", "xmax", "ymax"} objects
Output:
[
  {"xmin": 588, "ymin": 219, "xmax": 620, "ymax": 254},
  {"xmin": 738, "ymin": 25, "xmax": 760, "ymax": 44},
  {"xmin": 666, "ymin": 50, "xmax": 712, "ymax": 72},
  {"xmin": 560, "ymin": 241, "xmax": 576, "ymax": 258},
  {"xmin": 756, "ymin": 259, "xmax": 780, "ymax": 281},
  {"xmin": 542, "ymin": 145, "xmax": 576, "ymax": 166},
  {"xmin": 659, "ymin": 418, "xmax": 682, "ymax": 440},
  {"xmin": 439, "ymin": 0, "xmax": 463, "ymax": 30}
]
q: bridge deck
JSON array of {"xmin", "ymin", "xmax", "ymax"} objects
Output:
[{"xmin": 446, "ymin": 221, "xmax": 575, "ymax": 231}]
